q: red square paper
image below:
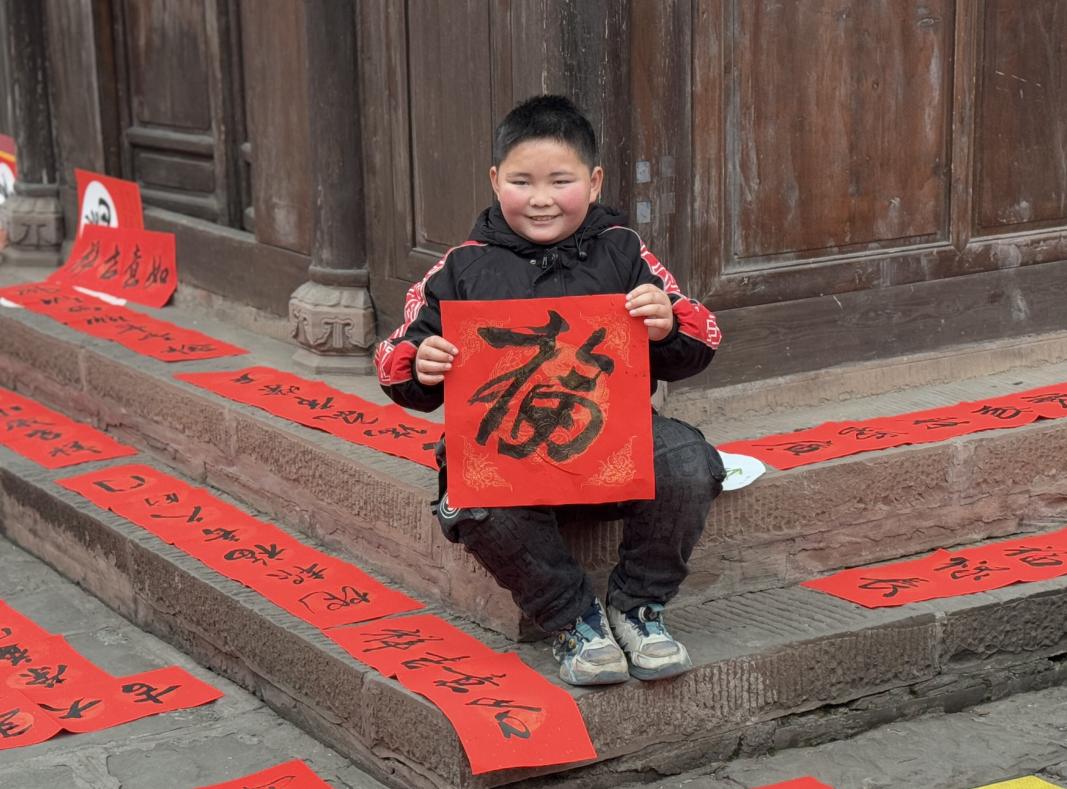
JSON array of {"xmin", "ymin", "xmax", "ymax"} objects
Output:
[
  {"xmin": 441, "ymin": 295, "xmax": 653, "ymax": 508},
  {"xmin": 75, "ymin": 168, "xmax": 144, "ymax": 235}
]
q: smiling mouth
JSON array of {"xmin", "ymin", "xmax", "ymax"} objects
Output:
[{"xmin": 528, "ymin": 215, "xmax": 559, "ymax": 222}]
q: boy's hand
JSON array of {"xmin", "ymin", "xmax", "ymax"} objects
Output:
[
  {"xmin": 415, "ymin": 336, "xmax": 458, "ymax": 386},
  {"xmin": 626, "ymin": 284, "xmax": 674, "ymax": 342}
]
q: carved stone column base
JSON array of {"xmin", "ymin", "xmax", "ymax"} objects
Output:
[
  {"xmin": 0, "ymin": 189, "xmax": 64, "ymax": 268},
  {"xmin": 289, "ymin": 280, "xmax": 376, "ymax": 375}
]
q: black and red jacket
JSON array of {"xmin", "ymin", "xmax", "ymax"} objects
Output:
[{"xmin": 375, "ymin": 203, "xmax": 722, "ymax": 412}]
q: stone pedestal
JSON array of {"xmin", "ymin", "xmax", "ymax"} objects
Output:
[
  {"xmin": 0, "ymin": 185, "xmax": 64, "ymax": 267},
  {"xmin": 289, "ymin": 279, "xmax": 375, "ymax": 375}
]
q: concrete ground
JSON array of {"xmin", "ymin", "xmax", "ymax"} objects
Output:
[
  {"xmin": 633, "ymin": 688, "xmax": 1067, "ymax": 789},
  {"xmin": 0, "ymin": 534, "xmax": 387, "ymax": 789}
]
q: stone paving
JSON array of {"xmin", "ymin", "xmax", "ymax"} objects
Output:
[
  {"xmin": 0, "ymin": 534, "xmax": 387, "ymax": 789},
  {"xmin": 633, "ymin": 685, "xmax": 1067, "ymax": 789}
]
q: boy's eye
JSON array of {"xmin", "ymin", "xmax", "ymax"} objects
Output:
[
  {"xmin": 510, "ymin": 179, "xmax": 529, "ymax": 186},
  {"xmin": 554, "ymin": 180, "xmax": 573, "ymax": 186}
]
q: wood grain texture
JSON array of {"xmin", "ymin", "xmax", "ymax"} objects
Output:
[{"xmin": 975, "ymin": 0, "xmax": 1067, "ymax": 232}]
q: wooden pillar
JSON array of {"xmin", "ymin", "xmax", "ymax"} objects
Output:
[
  {"xmin": 288, "ymin": 0, "xmax": 374, "ymax": 373},
  {"xmin": 1, "ymin": 0, "xmax": 64, "ymax": 266}
]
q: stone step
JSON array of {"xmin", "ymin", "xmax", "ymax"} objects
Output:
[
  {"xmin": 2, "ymin": 272, "xmax": 1067, "ymax": 638},
  {"xmin": 4, "ymin": 444, "xmax": 1067, "ymax": 787}
]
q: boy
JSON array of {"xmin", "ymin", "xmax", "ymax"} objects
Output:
[{"xmin": 376, "ymin": 96, "xmax": 725, "ymax": 686}]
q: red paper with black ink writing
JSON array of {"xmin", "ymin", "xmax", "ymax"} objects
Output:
[
  {"xmin": 0, "ymin": 283, "xmax": 247, "ymax": 362},
  {"xmin": 58, "ymin": 463, "xmax": 423, "ymax": 628},
  {"xmin": 177, "ymin": 366, "xmax": 441, "ymax": 468},
  {"xmin": 196, "ymin": 759, "xmax": 333, "ymax": 789},
  {"xmin": 0, "ymin": 689, "xmax": 61, "ymax": 749},
  {"xmin": 39, "ymin": 666, "xmax": 222, "ymax": 734},
  {"xmin": 440, "ymin": 294, "xmax": 653, "ymax": 508},
  {"xmin": 75, "ymin": 168, "xmax": 144, "ymax": 235},
  {"xmin": 49, "ymin": 224, "xmax": 177, "ymax": 308},
  {"xmin": 0, "ymin": 387, "xmax": 136, "ymax": 468},
  {"xmin": 719, "ymin": 381, "xmax": 1067, "ymax": 470},
  {"xmin": 803, "ymin": 526, "xmax": 1067, "ymax": 607},
  {"xmin": 327, "ymin": 614, "xmax": 500, "ymax": 677},
  {"xmin": 396, "ymin": 651, "xmax": 596, "ymax": 774}
]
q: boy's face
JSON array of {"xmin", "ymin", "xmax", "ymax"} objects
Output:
[{"xmin": 489, "ymin": 139, "xmax": 604, "ymax": 247}]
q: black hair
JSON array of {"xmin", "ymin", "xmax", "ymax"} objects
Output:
[{"xmin": 492, "ymin": 95, "xmax": 598, "ymax": 168}]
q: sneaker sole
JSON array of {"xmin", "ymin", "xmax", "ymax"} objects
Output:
[
  {"xmin": 559, "ymin": 667, "xmax": 631, "ymax": 686},
  {"xmin": 627, "ymin": 660, "xmax": 692, "ymax": 682}
]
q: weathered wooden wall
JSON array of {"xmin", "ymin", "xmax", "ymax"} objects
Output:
[{"xmin": 4, "ymin": 0, "xmax": 1065, "ymax": 386}]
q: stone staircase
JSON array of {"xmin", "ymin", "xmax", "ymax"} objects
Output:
[{"xmin": 2, "ymin": 264, "xmax": 1067, "ymax": 787}]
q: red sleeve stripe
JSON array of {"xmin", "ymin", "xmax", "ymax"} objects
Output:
[
  {"xmin": 634, "ymin": 234, "xmax": 722, "ymax": 351},
  {"xmin": 375, "ymin": 241, "xmax": 484, "ymax": 386}
]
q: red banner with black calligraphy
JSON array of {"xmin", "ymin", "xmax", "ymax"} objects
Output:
[
  {"xmin": 804, "ymin": 525, "xmax": 1067, "ymax": 607},
  {"xmin": 57, "ymin": 464, "xmax": 423, "ymax": 628},
  {"xmin": 177, "ymin": 366, "xmax": 441, "ymax": 468},
  {"xmin": 0, "ymin": 283, "xmax": 247, "ymax": 362},
  {"xmin": 0, "ymin": 387, "xmax": 136, "ymax": 468},
  {"xmin": 50, "ymin": 224, "xmax": 177, "ymax": 308},
  {"xmin": 719, "ymin": 382, "xmax": 1067, "ymax": 471},
  {"xmin": 440, "ymin": 294, "xmax": 654, "ymax": 508}
]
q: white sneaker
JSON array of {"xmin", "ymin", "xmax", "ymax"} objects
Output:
[
  {"xmin": 607, "ymin": 602, "xmax": 692, "ymax": 681},
  {"xmin": 552, "ymin": 598, "xmax": 630, "ymax": 686}
]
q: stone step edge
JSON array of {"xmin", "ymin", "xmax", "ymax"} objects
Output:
[
  {"xmin": 2, "ymin": 308, "xmax": 1067, "ymax": 638},
  {"xmin": 666, "ymin": 328, "xmax": 1067, "ymax": 426},
  {"xmin": 3, "ymin": 454, "xmax": 1067, "ymax": 787}
]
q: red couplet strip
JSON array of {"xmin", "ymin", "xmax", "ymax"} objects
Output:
[
  {"xmin": 0, "ymin": 689, "xmax": 62, "ymax": 749},
  {"xmin": 176, "ymin": 367, "xmax": 442, "ymax": 468},
  {"xmin": 755, "ymin": 779, "xmax": 836, "ymax": 789},
  {"xmin": 59, "ymin": 463, "xmax": 423, "ymax": 628},
  {"xmin": 75, "ymin": 168, "xmax": 144, "ymax": 235},
  {"xmin": 196, "ymin": 759, "xmax": 332, "ymax": 789},
  {"xmin": 396, "ymin": 651, "xmax": 596, "ymax": 774},
  {"xmin": 440, "ymin": 295, "xmax": 654, "ymax": 508},
  {"xmin": 0, "ymin": 387, "xmax": 136, "ymax": 469},
  {"xmin": 49, "ymin": 224, "xmax": 177, "ymax": 308},
  {"xmin": 3, "ymin": 635, "xmax": 116, "ymax": 710},
  {"xmin": 0, "ymin": 282, "xmax": 247, "ymax": 362},
  {"xmin": 327, "ymin": 614, "xmax": 500, "ymax": 677},
  {"xmin": 40, "ymin": 665, "xmax": 222, "ymax": 734},
  {"xmin": 720, "ymin": 381, "xmax": 1067, "ymax": 470},
  {"xmin": 804, "ymin": 526, "xmax": 1067, "ymax": 608}
]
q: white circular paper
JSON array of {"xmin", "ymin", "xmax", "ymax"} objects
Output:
[
  {"xmin": 0, "ymin": 161, "xmax": 14, "ymax": 205},
  {"xmin": 718, "ymin": 450, "xmax": 766, "ymax": 491},
  {"xmin": 79, "ymin": 180, "xmax": 119, "ymax": 232}
]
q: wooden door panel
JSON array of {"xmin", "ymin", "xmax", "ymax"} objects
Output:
[
  {"xmin": 117, "ymin": 0, "xmax": 238, "ymax": 225},
  {"xmin": 408, "ymin": 0, "xmax": 494, "ymax": 256},
  {"xmin": 731, "ymin": 0, "xmax": 952, "ymax": 264},
  {"xmin": 975, "ymin": 0, "xmax": 1067, "ymax": 233}
]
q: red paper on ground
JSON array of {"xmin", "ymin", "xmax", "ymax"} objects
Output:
[
  {"xmin": 0, "ymin": 689, "xmax": 62, "ymax": 749},
  {"xmin": 50, "ymin": 224, "xmax": 177, "ymax": 308},
  {"xmin": 3, "ymin": 635, "xmax": 116, "ymax": 710},
  {"xmin": 755, "ymin": 779, "xmax": 836, "ymax": 789},
  {"xmin": 197, "ymin": 759, "xmax": 333, "ymax": 789},
  {"xmin": 0, "ymin": 387, "xmax": 136, "ymax": 468},
  {"xmin": 177, "ymin": 366, "xmax": 441, "ymax": 468},
  {"xmin": 327, "ymin": 614, "xmax": 499, "ymax": 677},
  {"xmin": 440, "ymin": 294, "xmax": 653, "ymax": 508},
  {"xmin": 0, "ymin": 283, "xmax": 246, "ymax": 362},
  {"xmin": 75, "ymin": 168, "xmax": 144, "ymax": 235},
  {"xmin": 40, "ymin": 665, "xmax": 222, "ymax": 734},
  {"xmin": 803, "ymin": 526, "xmax": 1067, "ymax": 607},
  {"xmin": 397, "ymin": 650, "xmax": 595, "ymax": 774},
  {"xmin": 59, "ymin": 463, "xmax": 423, "ymax": 629},
  {"xmin": 719, "ymin": 382, "xmax": 1067, "ymax": 470}
]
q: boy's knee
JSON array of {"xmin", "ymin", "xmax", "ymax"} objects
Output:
[{"xmin": 652, "ymin": 417, "xmax": 726, "ymax": 498}]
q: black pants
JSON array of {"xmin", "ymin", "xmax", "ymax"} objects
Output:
[{"xmin": 438, "ymin": 415, "xmax": 725, "ymax": 633}]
